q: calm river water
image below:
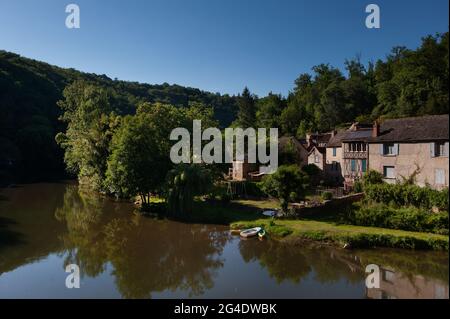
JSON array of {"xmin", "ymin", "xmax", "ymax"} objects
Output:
[{"xmin": 0, "ymin": 183, "xmax": 448, "ymax": 299}]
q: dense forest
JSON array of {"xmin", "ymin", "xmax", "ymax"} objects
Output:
[
  {"xmin": 250, "ymin": 32, "xmax": 448, "ymax": 136},
  {"xmin": 0, "ymin": 51, "xmax": 238, "ymax": 184},
  {"xmin": 0, "ymin": 32, "xmax": 448, "ymax": 186}
]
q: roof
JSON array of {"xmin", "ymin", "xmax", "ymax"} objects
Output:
[
  {"xmin": 328, "ymin": 129, "xmax": 373, "ymax": 145},
  {"xmin": 342, "ymin": 129, "xmax": 373, "ymax": 142},
  {"xmin": 306, "ymin": 132, "xmax": 332, "ymax": 146},
  {"xmin": 278, "ymin": 136, "xmax": 308, "ymax": 152},
  {"xmin": 368, "ymin": 114, "xmax": 449, "ymax": 143},
  {"xmin": 308, "ymin": 146, "xmax": 326, "ymax": 155},
  {"xmin": 327, "ymin": 131, "xmax": 346, "ymax": 147}
]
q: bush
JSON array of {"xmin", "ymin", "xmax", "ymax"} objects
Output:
[
  {"xmin": 261, "ymin": 165, "xmax": 309, "ymax": 212},
  {"xmin": 321, "ymin": 191, "xmax": 333, "ymax": 201},
  {"xmin": 302, "ymin": 164, "xmax": 321, "ymax": 177},
  {"xmin": 365, "ymin": 183, "xmax": 448, "ymax": 211},
  {"xmin": 362, "ymin": 170, "xmax": 384, "ymax": 186},
  {"xmin": 346, "ymin": 202, "xmax": 449, "ymax": 234},
  {"xmin": 353, "ymin": 180, "xmax": 364, "ymax": 193}
]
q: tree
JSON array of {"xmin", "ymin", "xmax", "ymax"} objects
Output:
[
  {"xmin": 165, "ymin": 164, "xmax": 213, "ymax": 217},
  {"xmin": 56, "ymin": 81, "xmax": 119, "ymax": 190},
  {"xmin": 256, "ymin": 93, "xmax": 286, "ymax": 129},
  {"xmin": 235, "ymin": 87, "xmax": 256, "ymax": 128},
  {"xmin": 260, "ymin": 165, "xmax": 309, "ymax": 213},
  {"xmin": 105, "ymin": 113, "xmax": 170, "ymax": 205}
]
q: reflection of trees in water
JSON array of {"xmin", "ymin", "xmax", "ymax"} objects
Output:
[
  {"xmin": 55, "ymin": 185, "xmax": 230, "ymax": 298},
  {"xmin": 55, "ymin": 185, "xmax": 109, "ymax": 277},
  {"xmin": 104, "ymin": 218, "xmax": 230, "ymax": 298},
  {"xmin": 239, "ymin": 240, "xmax": 363, "ymax": 285},
  {"xmin": 239, "ymin": 239, "xmax": 449, "ymax": 289}
]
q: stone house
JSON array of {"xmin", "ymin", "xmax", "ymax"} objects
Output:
[
  {"xmin": 368, "ymin": 115, "xmax": 449, "ymax": 189},
  {"xmin": 325, "ymin": 131, "xmax": 345, "ymax": 185},
  {"xmin": 308, "ymin": 146, "xmax": 326, "ymax": 170}
]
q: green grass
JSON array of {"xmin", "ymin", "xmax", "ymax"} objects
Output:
[
  {"xmin": 224, "ymin": 199, "xmax": 448, "ymax": 251},
  {"xmin": 143, "ymin": 197, "xmax": 449, "ymax": 251}
]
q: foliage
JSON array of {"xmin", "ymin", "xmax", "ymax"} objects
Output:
[
  {"xmin": 1, "ymin": 31, "xmax": 448, "ymax": 186},
  {"xmin": 56, "ymin": 81, "xmax": 119, "ymax": 190},
  {"xmin": 365, "ymin": 183, "xmax": 449, "ymax": 211},
  {"xmin": 260, "ymin": 165, "xmax": 309, "ymax": 212},
  {"xmin": 234, "ymin": 87, "xmax": 256, "ymax": 128},
  {"xmin": 321, "ymin": 192, "xmax": 333, "ymax": 201},
  {"xmin": 346, "ymin": 202, "xmax": 449, "ymax": 234},
  {"xmin": 0, "ymin": 50, "xmax": 237, "ymax": 183},
  {"xmin": 361, "ymin": 170, "xmax": 384, "ymax": 186},
  {"xmin": 105, "ymin": 113, "xmax": 170, "ymax": 203},
  {"xmin": 256, "ymin": 93, "xmax": 285, "ymax": 129},
  {"xmin": 302, "ymin": 164, "xmax": 321, "ymax": 177},
  {"xmin": 280, "ymin": 33, "xmax": 448, "ymax": 137},
  {"xmin": 353, "ymin": 180, "xmax": 364, "ymax": 193},
  {"xmin": 165, "ymin": 164, "xmax": 213, "ymax": 217}
]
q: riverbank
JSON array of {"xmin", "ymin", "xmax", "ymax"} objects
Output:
[{"xmin": 185, "ymin": 199, "xmax": 449, "ymax": 251}]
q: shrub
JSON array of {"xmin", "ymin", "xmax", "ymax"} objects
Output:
[
  {"xmin": 302, "ymin": 164, "xmax": 321, "ymax": 177},
  {"xmin": 261, "ymin": 165, "xmax": 309, "ymax": 212},
  {"xmin": 362, "ymin": 170, "xmax": 384, "ymax": 186},
  {"xmin": 353, "ymin": 180, "xmax": 364, "ymax": 193},
  {"xmin": 346, "ymin": 202, "xmax": 449, "ymax": 234},
  {"xmin": 365, "ymin": 183, "xmax": 448, "ymax": 211},
  {"xmin": 321, "ymin": 191, "xmax": 333, "ymax": 201}
]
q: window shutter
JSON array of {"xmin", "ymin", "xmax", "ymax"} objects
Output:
[
  {"xmin": 430, "ymin": 143, "xmax": 436, "ymax": 158},
  {"xmin": 394, "ymin": 144, "xmax": 399, "ymax": 155},
  {"xmin": 445, "ymin": 142, "xmax": 449, "ymax": 157},
  {"xmin": 380, "ymin": 144, "xmax": 384, "ymax": 155}
]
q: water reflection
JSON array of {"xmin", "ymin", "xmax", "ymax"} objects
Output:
[
  {"xmin": 239, "ymin": 239, "xmax": 448, "ymax": 299},
  {"xmin": 54, "ymin": 185, "xmax": 230, "ymax": 298},
  {"xmin": 0, "ymin": 183, "xmax": 448, "ymax": 299}
]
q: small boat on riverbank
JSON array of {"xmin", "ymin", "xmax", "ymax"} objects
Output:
[{"xmin": 240, "ymin": 227, "xmax": 262, "ymax": 238}]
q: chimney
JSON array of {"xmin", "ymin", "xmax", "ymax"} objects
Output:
[{"xmin": 372, "ymin": 121, "xmax": 380, "ymax": 138}]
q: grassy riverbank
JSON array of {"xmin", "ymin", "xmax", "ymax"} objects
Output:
[{"xmin": 186, "ymin": 199, "xmax": 449, "ymax": 251}]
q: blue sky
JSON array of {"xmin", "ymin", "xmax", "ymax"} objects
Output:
[{"xmin": 0, "ymin": 0, "xmax": 448, "ymax": 96}]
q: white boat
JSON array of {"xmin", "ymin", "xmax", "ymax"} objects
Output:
[{"xmin": 240, "ymin": 227, "xmax": 262, "ymax": 238}]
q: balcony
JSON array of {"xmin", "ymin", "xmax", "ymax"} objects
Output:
[{"xmin": 343, "ymin": 151, "xmax": 368, "ymax": 159}]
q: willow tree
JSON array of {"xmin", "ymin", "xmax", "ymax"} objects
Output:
[{"xmin": 165, "ymin": 164, "xmax": 213, "ymax": 217}]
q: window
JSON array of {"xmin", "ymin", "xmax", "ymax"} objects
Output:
[
  {"xmin": 433, "ymin": 142, "xmax": 448, "ymax": 157},
  {"xmin": 361, "ymin": 159, "xmax": 367, "ymax": 172},
  {"xmin": 435, "ymin": 169, "xmax": 445, "ymax": 185},
  {"xmin": 383, "ymin": 166, "xmax": 395, "ymax": 179},
  {"xmin": 314, "ymin": 155, "xmax": 320, "ymax": 163},
  {"xmin": 332, "ymin": 147, "xmax": 337, "ymax": 157},
  {"xmin": 351, "ymin": 160, "xmax": 356, "ymax": 172},
  {"xmin": 362, "ymin": 144, "xmax": 367, "ymax": 152},
  {"xmin": 383, "ymin": 143, "xmax": 396, "ymax": 155}
]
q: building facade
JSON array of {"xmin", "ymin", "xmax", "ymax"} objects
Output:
[{"xmin": 368, "ymin": 115, "xmax": 449, "ymax": 190}]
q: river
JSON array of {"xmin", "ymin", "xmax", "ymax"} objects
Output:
[{"xmin": 0, "ymin": 183, "xmax": 448, "ymax": 299}]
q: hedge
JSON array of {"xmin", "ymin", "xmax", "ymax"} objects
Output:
[
  {"xmin": 365, "ymin": 183, "xmax": 448, "ymax": 211},
  {"xmin": 346, "ymin": 202, "xmax": 449, "ymax": 234}
]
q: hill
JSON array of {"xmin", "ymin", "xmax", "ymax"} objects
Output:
[{"xmin": 0, "ymin": 51, "xmax": 238, "ymax": 183}]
